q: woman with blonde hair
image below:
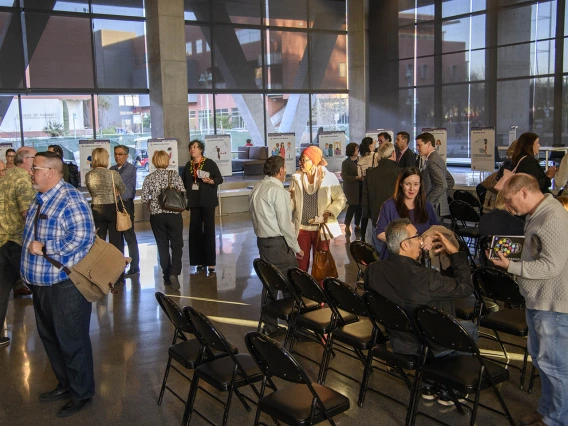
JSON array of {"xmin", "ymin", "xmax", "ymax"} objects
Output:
[
  {"xmin": 85, "ymin": 147, "xmax": 126, "ymax": 282},
  {"xmin": 141, "ymin": 150, "xmax": 186, "ymax": 290}
]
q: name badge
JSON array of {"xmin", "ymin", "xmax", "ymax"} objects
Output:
[{"xmin": 192, "ymin": 183, "xmax": 199, "ymax": 191}]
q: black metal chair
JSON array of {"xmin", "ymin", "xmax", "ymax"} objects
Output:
[
  {"xmin": 453, "ymin": 189, "xmax": 482, "ymax": 213},
  {"xmin": 155, "ymin": 292, "xmax": 233, "ymax": 407},
  {"xmin": 182, "ymin": 306, "xmax": 264, "ymax": 426},
  {"xmin": 320, "ymin": 278, "xmax": 380, "ymax": 401},
  {"xmin": 472, "ymin": 267, "xmax": 529, "ymax": 389},
  {"xmin": 363, "ymin": 290, "xmax": 421, "ymax": 419},
  {"xmin": 245, "ymin": 332, "xmax": 350, "ymax": 426},
  {"xmin": 253, "ymin": 258, "xmax": 318, "ymax": 343},
  {"xmin": 450, "ymin": 200, "xmax": 481, "ymax": 259},
  {"xmin": 349, "ymin": 241, "xmax": 380, "ymax": 289},
  {"xmin": 286, "ymin": 268, "xmax": 358, "ymax": 367},
  {"xmin": 410, "ymin": 306, "xmax": 515, "ymax": 426},
  {"xmin": 475, "ymin": 183, "xmax": 487, "ymax": 211}
]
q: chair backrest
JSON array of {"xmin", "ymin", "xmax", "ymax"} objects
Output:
[
  {"xmin": 472, "ymin": 267, "xmax": 525, "ymax": 306},
  {"xmin": 449, "ymin": 200, "xmax": 480, "ymax": 224},
  {"xmin": 245, "ymin": 332, "xmax": 311, "ymax": 384},
  {"xmin": 364, "ymin": 290, "xmax": 413, "ymax": 334},
  {"xmin": 324, "ymin": 278, "xmax": 367, "ymax": 318},
  {"xmin": 453, "ymin": 190, "xmax": 481, "ymax": 210},
  {"xmin": 413, "ymin": 305, "xmax": 477, "ymax": 355},
  {"xmin": 155, "ymin": 291, "xmax": 196, "ymax": 334},
  {"xmin": 253, "ymin": 258, "xmax": 290, "ymax": 293},
  {"xmin": 183, "ymin": 305, "xmax": 234, "ymax": 354},
  {"xmin": 287, "ymin": 267, "xmax": 328, "ymax": 305},
  {"xmin": 349, "ymin": 241, "xmax": 380, "ymax": 268},
  {"xmin": 478, "ymin": 235, "xmax": 493, "ymax": 266}
]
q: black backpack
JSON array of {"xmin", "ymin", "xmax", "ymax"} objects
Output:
[{"xmin": 66, "ymin": 162, "xmax": 80, "ymax": 188}]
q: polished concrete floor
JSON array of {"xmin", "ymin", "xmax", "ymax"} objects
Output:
[{"xmin": 1, "ymin": 212, "xmax": 541, "ymax": 425}]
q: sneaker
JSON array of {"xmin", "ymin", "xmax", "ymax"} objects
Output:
[
  {"xmin": 169, "ymin": 275, "xmax": 180, "ymax": 290},
  {"xmin": 437, "ymin": 392, "xmax": 467, "ymax": 406},
  {"xmin": 421, "ymin": 388, "xmax": 438, "ymax": 401},
  {"xmin": 125, "ymin": 267, "xmax": 140, "ymax": 277},
  {"xmin": 0, "ymin": 337, "xmax": 10, "ymax": 347}
]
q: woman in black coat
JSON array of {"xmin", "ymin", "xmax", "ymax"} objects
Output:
[
  {"xmin": 511, "ymin": 132, "xmax": 556, "ymax": 193},
  {"xmin": 182, "ymin": 139, "xmax": 223, "ymax": 274},
  {"xmin": 340, "ymin": 142, "xmax": 363, "ymax": 235}
]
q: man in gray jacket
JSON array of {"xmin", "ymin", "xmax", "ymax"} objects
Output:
[
  {"xmin": 493, "ymin": 173, "xmax": 568, "ymax": 426},
  {"xmin": 416, "ymin": 132, "xmax": 449, "ymax": 219}
]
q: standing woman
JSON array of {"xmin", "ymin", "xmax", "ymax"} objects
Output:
[
  {"xmin": 85, "ymin": 148, "xmax": 126, "ymax": 281},
  {"xmin": 358, "ymin": 137, "xmax": 379, "ymax": 241},
  {"xmin": 141, "ymin": 151, "xmax": 186, "ymax": 290},
  {"xmin": 341, "ymin": 142, "xmax": 363, "ymax": 235},
  {"xmin": 511, "ymin": 132, "xmax": 556, "ymax": 193},
  {"xmin": 290, "ymin": 146, "xmax": 346, "ymax": 274},
  {"xmin": 182, "ymin": 139, "xmax": 223, "ymax": 274}
]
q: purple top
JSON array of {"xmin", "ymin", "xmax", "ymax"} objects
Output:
[{"xmin": 375, "ymin": 198, "xmax": 439, "ymax": 259}]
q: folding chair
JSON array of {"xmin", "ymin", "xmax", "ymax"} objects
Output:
[
  {"xmin": 410, "ymin": 306, "xmax": 515, "ymax": 426},
  {"xmin": 349, "ymin": 240, "xmax": 380, "ymax": 289},
  {"xmin": 449, "ymin": 200, "xmax": 481, "ymax": 259},
  {"xmin": 453, "ymin": 189, "xmax": 482, "ymax": 213},
  {"xmin": 245, "ymin": 332, "xmax": 350, "ymax": 426},
  {"xmin": 182, "ymin": 306, "xmax": 264, "ymax": 426}
]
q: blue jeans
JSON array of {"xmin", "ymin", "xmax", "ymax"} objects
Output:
[{"xmin": 526, "ymin": 308, "xmax": 568, "ymax": 426}]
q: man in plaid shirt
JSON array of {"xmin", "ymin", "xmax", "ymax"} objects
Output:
[{"xmin": 21, "ymin": 151, "xmax": 96, "ymax": 418}]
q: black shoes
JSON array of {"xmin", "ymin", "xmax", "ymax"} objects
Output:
[
  {"xmin": 57, "ymin": 398, "xmax": 92, "ymax": 418},
  {"xmin": 39, "ymin": 386, "xmax": 71, "ymax": 402},
  {"xmin": 125, "ymin": 267, "xmax": 140, "ymax": 277}
]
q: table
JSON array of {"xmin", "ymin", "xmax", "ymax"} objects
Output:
[{"xmin": 497, "ymin": 146, "xmax": 568, "ymax": 170}]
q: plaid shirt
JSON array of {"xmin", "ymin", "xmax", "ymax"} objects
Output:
[{"xmin": 21, "ymin": 180, "xmax": 95, "ymax": 286}]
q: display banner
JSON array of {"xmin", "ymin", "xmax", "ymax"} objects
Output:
[
  {"xmin": 318, "ymin": 131, "xmax": 346, "ymax": 172},
  {"xmin": 471, "ymin": 127, "xmax": 496, "ymax": 172},
  {"xmin": 422, "ymin": 128, "xmax": 447, "ymax": 162},
  {"xmin": 268, "ymin": 132, "xmax": 296, "ymax": 173},
  {"xmin": 204, "ymin": 134, "xmax": 232, "ymax": 176},
  {"xmin": 79, "ymin": 139, "xmax": 111, "ymax": 186},
  {"xmin": 0, "ymin": 143, "xmax": 13, "ymax": 163},
  {"xmin": 147, "ymin": 138, "xmax": 179, "ymax": 173}
]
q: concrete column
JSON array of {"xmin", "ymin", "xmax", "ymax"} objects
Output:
[
  {"xmin": 347, "ymin": 0, "xmax": 369, "ymax": 142},
  {"xmin": 145, "ymin": 0, "xmax": 190, "ymax": 166}
]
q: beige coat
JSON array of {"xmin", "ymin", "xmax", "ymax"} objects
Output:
[{"xmin": 290, "ymin": 167, "xmax": 346, "ymax": 239}]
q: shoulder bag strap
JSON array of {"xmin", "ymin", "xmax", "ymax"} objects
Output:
[
  {"xmin": 168, "ymin": 170, "xmax": 173, "ymax": 188},
  {"xmin": 33, "ymin": 202, "xmax": 72, "ymax": 275},
  {"xmin": 111, "ymin": 171, "xmax": 127, "ymax": 212},
  {"xmin": 512, "ymin": 155, "xmax": 527, "ymax": 173}
]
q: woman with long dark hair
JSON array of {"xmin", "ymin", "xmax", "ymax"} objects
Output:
[
  {"xmin": 341, "ymin": 142, "xmax": 363, "ymax": 235},
  {"xmin": 511, "ymin": 132, "xmax": 556, "ymax": 193},
  {"xmin": 375, "ymin": 167, "xmax": 438, "ymax": 258},
  {"xmin": 358, "ymin": 136, "xmax": 379, "ymax": 241}
]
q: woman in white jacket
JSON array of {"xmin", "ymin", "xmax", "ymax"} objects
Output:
[{"xmin": 290, "ymin": 146, "xmax": 346, "ymax": 273}]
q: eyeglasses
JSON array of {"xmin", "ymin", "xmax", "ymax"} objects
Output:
[
  {"xmin": 299, "ymin": 157, "xmax": 312, "ymax": 163},
  {"xmin": 6, "ymin": 154, "xmax": 15, "ymax": 158},
  {"xmin": 115, "ymin": 153, "xmax": 127, "ymax": 156},
  {"xmin": 400, "ymin": 233, "xmax": 423, "ymax": 248},
  {"xmin": 31, "ymin": 166, "xmax": 52, "ymax": 173}
]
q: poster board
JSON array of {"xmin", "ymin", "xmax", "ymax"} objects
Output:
[
  {"xmin": 470, "ymin": 127, "xmax": 496, "ymax": 172},
  {"xmin": 147, "ymin": 138, "xmax": 179, "ymax": 173},
  {"xmin": 366, "ymin": 129, "xmax": 394, "ymax": 143},
  {"xmin": 422, "ymin": 128, "xmax": 447, "ymax": 162},
  {"xmin": 0, "ymin": 143, "xmax": 13, "ymax": 162},
  {"xmin": 318, "ymin": 131, "xmax": 346, "ymax": 172},
  {"xmin": 79, "ymin": 139, "xmax": 111, "ymax": 186},
  {"xmin": 204, "ymin": 134, "xmax": 232, "ymax": 176},
  {"xmin": 267, "ymin": 132, "xmax": 296, "ymax": 173}
]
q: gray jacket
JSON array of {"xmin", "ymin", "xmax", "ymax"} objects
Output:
[{"xmin": 422, "ymin": 151, "xmax": 449, "ymax": 217}]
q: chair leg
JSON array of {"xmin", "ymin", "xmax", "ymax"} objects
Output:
[
  {"xmin": 253, "ymin": 404, "xmax": 262, "ymax": 426},
  {"xmin": 493, "ymin": 330, "xmax": 509, "ymax": 362},
  {"xmin": 358, "ymin": 348, "xmax": 374, "ymax": 408},
  {"xmin": 318, "ymin": 337, "xmax": 334, "ymax": 385},
  {"xmin": 528, "ymin": 365, "xmax": 537, "ymax": 394},
  {"xmin": 520, "ymin": 347, "xmax": 529, "ymax": 390},
  {"xmin": 234, "ymin": 388, "xmax": 252, "ymax": 412},
  {"xmin": 406, "ymin": 367, "xmax": 423, "ymax": 426},
  {"xmin": 222, "ymin": 385, "xmax": 236, "ymax": 426},
  {"xmin": 182, "ymin": 372, "xmax": 200, "ymax": 426},
  {"xmin": 491, "ymin": 382, "xmax": 516, "ymax": 426},
  {"xmin": 158, "ymin": 356, "xmax": 173, "ymax": 405}
]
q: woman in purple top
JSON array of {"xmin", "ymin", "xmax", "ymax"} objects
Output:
[{"xmin": 375, "ymin": 167, "xmax": 438, "ymax": 258}]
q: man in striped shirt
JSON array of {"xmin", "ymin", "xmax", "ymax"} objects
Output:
[{"xmin": 21, "ymin": 151, "xmax": 96, "ymax": 418}]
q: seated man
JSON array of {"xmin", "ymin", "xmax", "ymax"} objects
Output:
[{"xmin": 365, "ymin": 218, "xmax": 477, "ymax": 356}]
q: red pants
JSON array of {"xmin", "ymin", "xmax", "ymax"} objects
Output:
[{"xmin": 297, "ymin": 229, "xmax": 330, "ymax": 273}]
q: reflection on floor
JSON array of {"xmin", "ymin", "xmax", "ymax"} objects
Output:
[{"xmin": 1, "ymin": 212, "xmax": 539, "ymax": 425}]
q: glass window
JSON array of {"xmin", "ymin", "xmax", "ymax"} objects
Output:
[
  {"xmin": 91, "ymin": 0, "xmax": 145, "ymax": 17},
  {"xmin": 310, "ymin": 33, "xmax": 347, "ymax": 90},
  {"xmin": 0, "ymin": 95, "xmax": 22, "ymax": 149},
  {"xmin": 442, "ymin": 0, "xmax": 486, "ymax": 18},
  {"xmin": 214, "ymin": 93, "xmax": 265, "ymax": 149},
  {"xmin": 416, "ymin": 57, "xmax": 434, "ymax": 86},
  {"xmin": 399, "ymin": 59, "xmax": 415, "ymax": 88},
  {"xmin": 21, "ymin": 94, "xmax": 94, "ymax": 162},
  {"xmin": 311, "ymin": 94, "xmax": 349, "ymax": 138},
  {"xmin": 399, "ymin": 0, "xmax": 435, "ymax": 24},
  {"xmin": 184, "ymin": 0, "xmax": 210, "ymax": 21},
  {"xmin": 441, "ymin": 14, "xmax": 485, "ymax": 54},
  {"xmin": 213, "ymin": 26, "xmax": 263, "ymax": 90},
  {"xmin": 416, "ymin": 87, "xmax": 435, "ymax": 130},
  {"xmin": 93, "ymin": 19, "xmax": 148, "ymax": 89},
  {"xmin": 265, "ymin": 0, "xmax": 308, "ymax": 28},
  {"xmin": 0, "ymin": 1, "xmax": 18, "ymax": 6},
  {"xmin": 189, "ymin": 93, "xmax": 214, "ymax": 140},
  {"xmin": 309, "ymin": 0, "xmax": 346, "ymax": 31},
  {"xmin": 399, "ymin": 26, "xmax": 416, "ymax": 60},
  {"xmin": 0, "ymin": 12, "xmax": 25, "ymax": 89},
  {"xmin": 533, "ymin": 1, "xmax": 556, "ymax": 41},
  {"xmin": 442, "ymin": 50, "xmax": 486, "ymax": 83},
  {"xmin": 186, "ymin": 25, "xmax": 212, "ymax": 90},
  {"xmin": 265, "ymin": 30, "xmax": 308, "ymax": 90},
  {"xmin": 25, "ymin": 14, "xmax": 94, "ymax": 89},
  {"xmin": 398, "ymin": 88, "xmax": 415, "ymax": 136},
  {"xmin": 498, "ymin": 2, "xmax": 556, "ymax": 46},
  {"xmin": 213, "ymin": 0, "xmax": 261, "ymax": 25},
  {"xmin": 533, "ymin": 76, "xmax": 554, "ymax": 138},
  {"xmin": 498, "ymin": 41, "xmax": 555, "ymax": 79},
  {"xmin": 416, "ymin": 23, "xmax": 435, "ymax": 57},
  {"xmin": 562, "ymin": 76, "xmax": 568, "ymax": 145},
  {"xmin": 23, "ymin": 0, "xmax": 89, "ymax": 12},
  {"xmin": 265, "ymin": 93, "xmax": 310, "ymax": 147}
]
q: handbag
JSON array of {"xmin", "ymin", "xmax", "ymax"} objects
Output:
[
  {"xmin": 311, "ymin": 223, "xmax": 339, "ymax": 281},
  {"xmin": 494, "ymin": 155, "xmax": 526, "ymax": 192},
  {"xmin": 34, "ymin": 205, "xmax": 131, "ymax": 302},
  {"xmin": 159, "ymin": 170, "xmax": 187, "ymax": 212},
  {"xmin": 112, "ymin": 172, "xmax": 132, "ymax": 232}
]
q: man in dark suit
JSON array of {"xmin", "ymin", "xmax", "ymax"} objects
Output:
[
  {"xmin": 416, "ymin": 132, "xmax": 449, "ymax": 219},
  {"xmin": 362, "ymin": 142, "xmax": 401, "ymax": 249},
  {"xmin": 395, "ymin": 131, "xmax": 417, "ymax": 169}
]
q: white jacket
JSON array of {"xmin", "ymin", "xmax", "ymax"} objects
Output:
[{"xmin": 289, "ymin": 167, "xmax": 346, "ymax": 239}]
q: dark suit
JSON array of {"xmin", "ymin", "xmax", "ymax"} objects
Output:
[
  {"xmin": 398, "ymin": 147, "xmax": 417, "ymax": 169},
  {"xmin": 362, "ymin": 159, "xmax": 401, "ymax": 225},
  {"xmin": 422, "ymin": 151, "xmax": 449, "ymax": 217}
]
